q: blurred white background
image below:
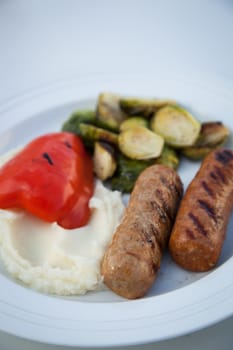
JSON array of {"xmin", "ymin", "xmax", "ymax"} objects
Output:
[{"xmin": 1, "ymin": 0, "xmax": 233, "ymax": 103}]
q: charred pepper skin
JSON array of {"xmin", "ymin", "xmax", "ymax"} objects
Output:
[{"xmin": 0, "ymin": 132, "xmax": 94, "ymax": 229}]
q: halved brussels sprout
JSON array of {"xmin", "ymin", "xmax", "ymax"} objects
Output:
[
  {"xmin": 118, "ymin": 126, "xmax": 164, "ymax": 160},
  {"xmin": 119, "ymin": 116, "xmax": 149, "ymax": 132},
  {"xmin": 62, "ymin": 110, "xmax": 96, "ymax": 134},
  {"xmin": 96, "ymin": 92, "xmax": 127, "ymax": 131},
  {"xmin": 181, "ymin": 121, "xmax": 230, "ymax": 159},
  {"xmin": 194, "ymin": 121, "xmax": 230, "ymax": 147},
  {"xmin": 119, "ymin": 97, "xmax": 176, "ymax": 117},
  {"xmin": 155, "ymin": 145, "xmax": 180, "ymax": 169},
  {"xmin": 78, "ymin": 123, "xmax": 118, "ymax": 147},
  {"xmin": 151, "ymin": 105, "xmax": 201, "ymax": 147},
  {"xmin": 93, "ymin": 142, "xmax": 117, "ymax": 181}
]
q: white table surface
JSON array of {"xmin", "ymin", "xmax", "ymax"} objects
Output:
[{"xmin": 0, "ymin": 1, "xmax": 233, "ymax": 349}]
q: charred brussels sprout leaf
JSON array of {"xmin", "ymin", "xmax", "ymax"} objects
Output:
[
  {"xmin": 118, "ymin": 126, "xmax": 164, "ymax": 160},
  {"xmin": 96, "ymin": 92, "xmax": 127, "ymax": 132},
  {"xmin": 78, "ymin": 123, "xmax": 118, "ymax": 148},
  {"xmin": 62, "ymin": 110, "xmax": 96, "ymax": 134},
  {"xmin": 110, "ymin": 154, "xmax": 153, "ymax": 193},
  {"xmin": 93, "ymin": 142, "xmax": 117, "ymax": 181},
  {"xmin": 181, "ymin": 121, "xmax": 230, "ymax": 159},
  {"xmin": 119, "ymin": 97, "xmax": 176, "ymax": 118},
  {"xmin": 155, "ymin": 145, "xmax": 180, "ymax": 169},
  {"xmin": 151, "ymin": 105, "xmax": 201, "ymax": 147}
]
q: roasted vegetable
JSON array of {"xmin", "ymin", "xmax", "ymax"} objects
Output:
[
  {"xmin": 93, "ymin": 142, "xmax": 117, "ymax": 181},
  {"xmin": 118, "ymin": 126, "xmax": 164, "ymax": 160},
  {"xmin": 151, "ymin": 105, "xmax": 201, "ymax": 147},
  {"xmin": 62, "ymin": 110, "xmax": 96, "ymax": 134},
  {"xmin": 111, "ymin": 145, "xmax": 179, "ymax": 193},
  {"xmin": 96, "ymin": 92, "xmax": 127, "ymax": 131},
  {"xmin": 193, "ymin": 121, "xmax": 230, "ymax": 147},
  {"xmin": 119, "ymin": 117, "xmax": 149, "ymax": 131},
  {"xmin": 62, "ymin": 94, "xmax": 231, "ymax": 195},
  {"xmin": 155, "ymin": 145, "xmax": 179, "ymax": 169},
  {"xmin": 110, "ymin": 154, "xmax": 153, "ymax": 193},
  {"xmin": 119, "ymin": 97, "xmax": 176, "ymax": 117},
  {"xmin": 0, "ymin": 132, "xmax": 94, "ymax": 229},
  {"xmin": 181, "ymin": 121, "xmax": 230, "ymax": 159},
  {"xmin": 78, "ymin": 123, "xmax": 118, "ymax": 148}
]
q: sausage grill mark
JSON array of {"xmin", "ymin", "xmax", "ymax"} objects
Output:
[
  {"xmin": 150, "ymin": 198, "xmax": 170, "ymax": 223},
  {"xmin": 125, "ymin": 250, "xmax": 141, "ymax": 262},
  {"xmin": 186, "ymin": 228, "xmax": 196, "ymax": 239},
  {"xmin": 126, "ymin": 250, "xmax": 159, "ymax": 274},
  {"xmin": 188, "ymin": 212, "xmax": 208, "ymax": 236},
  {"xmin": 155, "ymin": 188, "xmax": 173, "ymax": 223},
  {"xmin": 210, "ymin": 166, "xmax": 227, "ymax": 185},
  {"xmin": 160, "ymin": 175, "xmax": 176, "ymax": 195},
  {"xmin": 198, "ymin": 199, "xmax": 217, "ymax": 223},
  {"xmin": 201, "ymin": 180, "xmax": 214, "ymax": 197},
  {"xmin": 215, "ymin": 149, "xmax": 233, "ymax": 165},
  {"xmin": 160, "ymin": 175, "xmax": 182, "ymax": 199},
  {"xmin": 224, "ymin": 149, "xmax": 233, "ymax": 159},
  {"xmin": 148, "ymin": 223, "xmax": 163, "ymax": 251},
  {"xmin": 151, "ymin": 201, "xmax": 167, "ymax": 223},
  {"xmin": 141, "ymin": 223, "xmax": 162, "ymax": 251},
  {"xmin": 159, "ymin": 175, "xmax": 170, "ymax": 189}
]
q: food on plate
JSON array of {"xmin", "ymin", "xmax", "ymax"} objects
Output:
[
  {"xmin": 110, "ymin": 145, "xmax": 179, "ymax": 193},
  {"xmin": 169, "ymin": 148, "xmax": 233, "ymax": 272},
  {"xmin": 0, "ymin": 133, "xmax": 125, "ymax": 295},
  {"xmin": 0, "ymin": 132, "xmax": 94, "ymax": 229},
  {"xmin": 74, "ymin": 123, "xmax": 119, "ymax": 149},
  {"xmin": 0, "ymin": 179, "xmax": 125, "ymax": 295},
  {"xmin": 93, "ymin": 141, "xmax": 117, "ymax": 181},
  {"xmin": 155, "ymin": 145, "xmax": 179, "ymax": 170},
  {"xmin": 62, "ymin": 109, "xmax": 96, "ymax": 134},
  {"xmin": 62, "ymin": 92, "xmax": 230, "ymax": 192},
  {"xmin": 118, "ymin": 126, "xmax": 164, "ymax": 160},
  {"xmin": 110, "ymin": 153, "xmax": 154, "ymax": 193},
  {"xmin": 181, "ymin": 121, "xmax": 230, "ymax": 159},
  {"xmin": 119, "ymin": 116, "xmax": 149, "ymax": 131},
  {"xmin": 101, "ymin": 164, "xmax": 183, "ymax": 299},
  {"xmin": 96, "ymin": 92, "xmax": 127, "ymax": 131},
  {"xmin": 150, "ymin": 105, "xmax": 201, "ymax": 147},
  {"xmin": 119, "ymin": 96, "xmax": 176, "ymax": 117},
  {"xmin": 0, "ymin": 92, "xmax": 232, "ymax": 299}
]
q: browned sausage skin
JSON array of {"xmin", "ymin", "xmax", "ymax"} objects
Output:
[
  {"xmin": 101, "ymin": 164, "xmax": 183, "ymax": 299},
  {"xmin": 169, "ymin": 148, "xmax": 233, "ymax": 272}
]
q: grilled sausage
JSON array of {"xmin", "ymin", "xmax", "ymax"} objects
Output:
[
  {"xmin": 169, "ymin": 148, "xmax": 233, "ymax": 272},
  {"xmin": 101, "ymin": 164, "xmax": 183, "ymax": 299}
]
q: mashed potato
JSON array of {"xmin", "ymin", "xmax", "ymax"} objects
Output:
[{"xmin": 0, "ymin": 149, "xmax": 125, "ymax": 296}]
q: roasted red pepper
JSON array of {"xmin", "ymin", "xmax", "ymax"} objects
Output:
[{"xmin": 0, "ymin": 132, "xmax": 94, "ymax": 229}]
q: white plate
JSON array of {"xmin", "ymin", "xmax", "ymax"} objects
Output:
[{"xmin": 0, "ymin": 72, "xmax": 233, "ymax": 347}]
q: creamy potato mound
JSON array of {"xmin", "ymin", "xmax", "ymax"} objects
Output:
[{"xmin": 0, "ymin": 149, "xmax": 125, "ymax": 295}]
